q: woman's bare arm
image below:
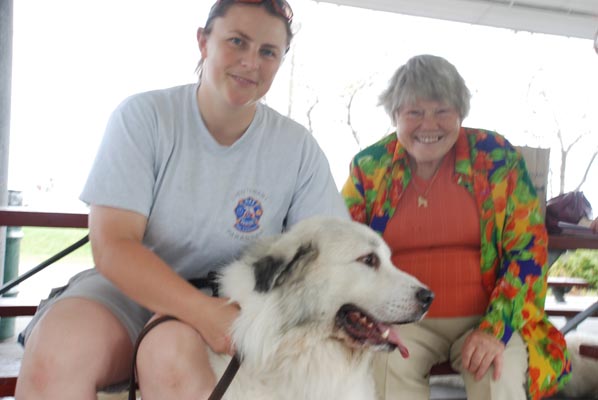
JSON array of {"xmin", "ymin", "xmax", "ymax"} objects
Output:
[{"xmin": 89, "ymin": 205, "xmax": 238, "ymax": 354}]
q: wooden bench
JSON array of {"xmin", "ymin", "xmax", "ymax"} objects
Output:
[
  {"xmin": 431, "ymin": 290, "xmax": 598, "ymax": 379},
  {"xmin": 547, "ymin": 276, "xmax": 590, "ymax": 303},
  {"xmin": 0, "ymin": 206, "xmax": 89, "ymax": 396},
  {"xmin": 394, "ymin": 234, "xmax": 598, "ymax": 394},
  {"xmin": 580, "ymin": 344, "xmax": 598, "ymax": 359},
  {"xmin": 545, "ymin": 299, "xmax": 598, "ymax": 319},
  {"xmin": 430, "ymin": 297, "xmax": 598, "ymax": 378},
  {"xmin": 0, "ymin": 297, "xmax": 36, "ymax": 395},
  {"xmin": 0, "ymin": 297, "xmax": 38, "ymax": 396}
]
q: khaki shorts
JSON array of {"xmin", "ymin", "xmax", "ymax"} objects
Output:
[{"xmin": 19, "ymin": 268, "xmax": 152, "ymax": 346}]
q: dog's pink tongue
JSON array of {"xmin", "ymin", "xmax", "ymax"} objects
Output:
[{"xmin": 388, "ymin": 327, "xmax": 410, "ymax": 358}]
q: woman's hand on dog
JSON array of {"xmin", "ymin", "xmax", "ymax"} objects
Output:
[
  {"xmin": 196, "ymin": 296, "xmax": 240, "ymax": 356},
  {"xmin": 461, "ymin": 330, "xmax": 505, "ymax": 381}
]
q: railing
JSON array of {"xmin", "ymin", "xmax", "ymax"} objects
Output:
[
  {"xmin": 547, "ymin": 233, "xmax": 598, "ymax": 334},
  {"xmin": 0, "ymin": 207, "xmax": 89, "ymax": 297},
  {"xmin": 0, "ymin": 206, "xmax": 88, "ymax": 228}
]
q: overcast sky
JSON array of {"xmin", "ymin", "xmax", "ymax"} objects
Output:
[{"xmin": 8, "ymin": 0, "xmax": 598, "ymax": 213}]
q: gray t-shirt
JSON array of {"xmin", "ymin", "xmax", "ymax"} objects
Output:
[{"xmin": 81, "ymin": 83, "xmax": 348, "ymax": 278}]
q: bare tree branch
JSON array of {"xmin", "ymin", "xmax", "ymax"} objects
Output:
[
  {"xmin": 345, "ymin": 78, "xmax": 376, "ymax": 149},
  {"xmin": 575, "ymin": 149, "xmax": 598, "ymax": 191},
  {"xmin": 306, "ymin": 97, "xmax": 319, "ymax": 134},
  {"xmin": 560, "ymin": 145, "xmax": 566, "ymax": 194},
  {"xmin": 527, "ymin": 69, "xmax": 596, "ymax": 196},
  {"xmin": 566, "ymin": 131, "xmax": 589, "ymax": 152},
  {"xmin": 346, "ymin": 85, "xmax": 362, "ymax": 149}
]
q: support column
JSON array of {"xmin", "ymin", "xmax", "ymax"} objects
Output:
[{"xmin": 0, "ymin": 0, "xmax": 14, "ymax": 279}]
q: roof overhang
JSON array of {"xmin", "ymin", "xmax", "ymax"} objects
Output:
[{"xmin": 317, "ymin": 0, "xmax": 598, "ymax": 39}]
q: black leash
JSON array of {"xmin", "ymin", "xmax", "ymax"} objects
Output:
[
  {"xmin": 207, "ymin": 354, "xmax": 241, "ymax": 400},
  {"xmin": 128, "ymin": 315, "xmax": 177, "ymax": 400},
  {"xmin": 128, "ymin": 272, "xmax": 241, "ymax": 400}
]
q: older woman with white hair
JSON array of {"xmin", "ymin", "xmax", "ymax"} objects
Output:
[{"xmin": 342, "ymin": 54, "xmax": 571, "ymax": 400}]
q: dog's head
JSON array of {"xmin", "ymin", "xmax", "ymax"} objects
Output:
[{"xmin": 219, "ymin": 216, "xmax": 433, "ymax": 357}]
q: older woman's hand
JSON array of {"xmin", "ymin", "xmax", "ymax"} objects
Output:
[{"xmin": 461, "ymin": 330, "xmax": 505, "ymax": 381}]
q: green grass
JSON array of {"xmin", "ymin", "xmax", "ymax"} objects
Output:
[
  {"xmin": 549, "ymin": 249, "xmax": 598, "ymax": 295},
  {"xmin": 15, "ymin": 227, "xmax": 92, "ymax": 263}
]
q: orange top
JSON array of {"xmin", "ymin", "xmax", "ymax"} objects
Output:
[{"xmin": 383, "ymin": 149, "xmax": 489, "ymax": 317}]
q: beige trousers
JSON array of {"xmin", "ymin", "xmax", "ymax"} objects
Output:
[{"xmin": 374, "ymin": 316, "xmax": 528, "ymax": 400}]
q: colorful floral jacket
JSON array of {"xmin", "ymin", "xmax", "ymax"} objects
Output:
[{"xmin": 342, "ymin": 127, "xmax": 571, "ymax": 399}]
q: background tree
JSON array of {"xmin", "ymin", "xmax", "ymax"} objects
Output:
[{"xmin": 526, "ymin": 68, "xmax": 598, "ymax": 198}]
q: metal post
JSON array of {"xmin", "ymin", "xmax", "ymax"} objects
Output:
[
  {"xmin": 0, "ymin": 0, "xmax": 15, "ymax": 281},
  {"xmin": 560, "ymin": 301, "xmax": 598, "ymax": 335}
]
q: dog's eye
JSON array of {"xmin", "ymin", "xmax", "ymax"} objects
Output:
[{"xmin": 357, "ymin": 253, "xmax": 380, "ymax": 269}]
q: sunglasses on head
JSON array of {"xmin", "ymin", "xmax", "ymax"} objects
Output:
[{"xmin": 217, "ymin": 0, "xmax": 293, "ymax": 24}]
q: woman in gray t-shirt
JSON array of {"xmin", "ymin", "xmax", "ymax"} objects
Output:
[{"xmin": 17, "ymin": 1, "xmax": 347, "ymax": 398}]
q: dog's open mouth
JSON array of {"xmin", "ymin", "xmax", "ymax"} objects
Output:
[{"xmin": 334, "ymin": 304, "xmax": 410, "ymax": 357}]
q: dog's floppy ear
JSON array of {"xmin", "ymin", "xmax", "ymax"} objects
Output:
[{"xmin": 253, "ymin": 243, "xmax": 317, "ymax": 293}]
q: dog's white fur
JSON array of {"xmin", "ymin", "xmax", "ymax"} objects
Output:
[
  {"xmin": 208, "ymin": 216, "xmax": 432, "ymax": 400},
  {"xmin": 560, "ymin": 332, "xmax": 598, "ymax": 398}
]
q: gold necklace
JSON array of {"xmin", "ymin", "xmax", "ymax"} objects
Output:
[{"xmin": 410, "ymin": 165, "xmax": 442, "ymax": 208}]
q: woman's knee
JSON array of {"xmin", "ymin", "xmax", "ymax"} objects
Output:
[
  {"xmin": 374, "ymin": 351, "xmax": 433, "ymax": 400},
  {"xmin": 136, "ymin": 318, "xmax": 216, "ymax": 396},
  {"xmin": 17, "ymin": 298, "xmax": 132, "ymax": 396},
  {"xmin": 461, "ymin": 333, "xmax": 528, "ymax": 400}
]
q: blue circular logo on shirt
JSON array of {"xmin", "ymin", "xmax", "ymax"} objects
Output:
[{"xmin": 234, "ymin": 197, "xmax": 263, "ymax": 233}]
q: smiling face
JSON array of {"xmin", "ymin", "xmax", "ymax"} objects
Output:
[
  {"xmin": 395, "ymin": 99, "xmax": 461, "ymax": 174},
  {"xmin": 197, "ymin": 4, "xmax": 288, "ymax": 110}
]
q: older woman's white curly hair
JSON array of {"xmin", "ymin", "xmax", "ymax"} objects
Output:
[{"xmin": 379, "ymin": 54, "xmax": 471, "ymax": 125}]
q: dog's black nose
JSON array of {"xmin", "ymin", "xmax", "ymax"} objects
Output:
[{"xmin": 416, "ymin": 288, "xmax": 434, "ymax": 311}]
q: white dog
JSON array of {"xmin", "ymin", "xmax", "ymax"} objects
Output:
[
  {"xmin": 208, "ymin": 216, "xmax": 434, "ymax": 400},
  {"xmin": 560, "ymin": 332, "xmax": 598, "ymax": 398}
]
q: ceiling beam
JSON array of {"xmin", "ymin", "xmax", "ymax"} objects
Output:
[{"xmin": 317, "ymin": 0, "xmax": 598, "ymax": 39}]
